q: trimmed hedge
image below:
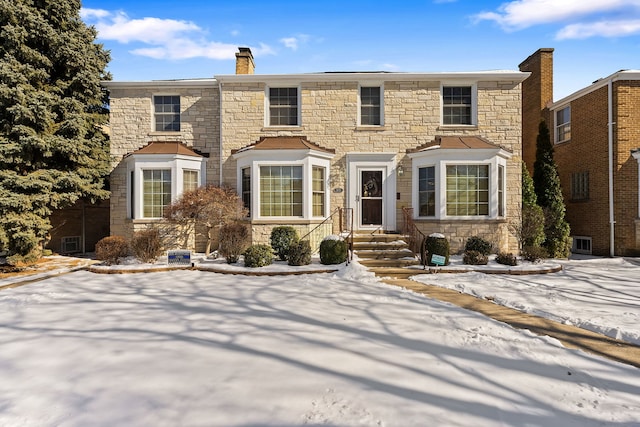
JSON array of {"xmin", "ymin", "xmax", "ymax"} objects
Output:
[
  {"xmin": 270, "ymin": 226, "xmax": 299, "ymax": 261},
  {"xmin": 320, "ymin": 236, "xmax": 348, "ymax": 265},
  {"xmin": 243, "ymin": 244, "xmax": 273, "ymax": 268},
  {"xmin": 288, "ymin": 240, "xmax": 312, "ymax": 266}
]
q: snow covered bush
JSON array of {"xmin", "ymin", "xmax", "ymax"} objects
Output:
[
  {"xmin": 288, "ymin": 240, "xmax": 311, "ymax": 266},
  {"xmin": 95, "ymin": 236, "xmax": 128, "ymax": 265},
  {"xmin": 243, "ymin": 244, "xmax": 273, "ymax": 268},
  {"xmin": 270, "ymin": 226, "xmax": 299, "ymax": 261},
  {"xmin": 319, "ymin": 236, "xmax": 347, "ymax": 265}
]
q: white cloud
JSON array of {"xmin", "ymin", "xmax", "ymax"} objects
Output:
[
  {"xmin": 473, "ymin": 0, "xmax": 640, "ymax": 38},
  {"xmin": 279, "ymin": 34, "xmax": 311, "ymax": 51},
  {"xmin": 557, "ymin": 19, "xmax": 640, "ymax": 39},
  {"xmin": 80, "ymin": 8, "xmax": 274, "ymax": 60}
]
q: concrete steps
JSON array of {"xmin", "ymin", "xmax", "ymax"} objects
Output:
[{"xmin": 352, "ymin": 233, "xmax": 420, "ymax": 268}]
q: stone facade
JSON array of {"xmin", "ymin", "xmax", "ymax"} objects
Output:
[
  {"xmin": 521, "ymin": 49, "xmax": 640, "ymax": 256},
  {"xmin": 106, "ymin": 51, "xmax": 528, "ymax": 255}
]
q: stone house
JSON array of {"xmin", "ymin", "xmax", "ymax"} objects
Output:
[
  {"xmin": 520, "ymin": 48, "xmax": 640, "ymax": 256},
  {"xmin": 104, "ymin": 48, "xmax": 529, "ymax": 254}
]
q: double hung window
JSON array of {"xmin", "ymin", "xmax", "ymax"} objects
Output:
[
  {"xmin": 555, "ymin": 106, "xmax": 571, "ymax": 143},
  {"xmin": 442, "ymin": 86, "xmax": 473, "ymax": 125},
  {"xmin": 360, "ymin": 86, "xmax": 382, "ymax": 126},
  {"xmin": 268, "ymin": 87, "xmax": 298, "ymax": 126},
  {"xmin": 154, "ymin": 95, "xmax": 180, "ymax": 131}
]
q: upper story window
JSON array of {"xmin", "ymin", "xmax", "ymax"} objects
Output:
[
  {"xmin": 154, "ymin": 95, "xmax": 180, "ymax": 131},
  {"xmin": 360, "ymin": 86, "xmax": 382, "ymax": 126},
  {"xmin": 268, "ymin": 87, "xmax": 299, "ymax": 126},
  {"xmin": 555, "ymin": 105, "xmax": 571, "ymax": 143},
  {"xmin": 442, "ymin": 86, "xmax": 474, "ymax": 125}
]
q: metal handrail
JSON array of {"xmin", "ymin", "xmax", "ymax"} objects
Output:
[
  {"xmin": 402, "ymin": 207, "xmax": 427, "ymax": 267},
  {"xmin": 299, "ymin": 207, "xmax": 354, "ymax": 264}
]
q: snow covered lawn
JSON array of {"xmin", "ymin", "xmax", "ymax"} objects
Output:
[
  {"xmin": 412, "ymin": 256, "xmax": 640, "ymax": 345},
  {"xmin": 0, "ymin": 260, "xmax": 639, "ymax": 426}
]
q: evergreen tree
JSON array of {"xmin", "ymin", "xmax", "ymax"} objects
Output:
[
  {"xmin": 0, "ymin": 1, "xmax": 110, "ymax": 264},
  {"xmin": 532, "ymin": 121, "xmax": 571, "ymax": 258},
  {"xmin": 521, "ymin": 162, "xmax": 545, "ymax": 249}
]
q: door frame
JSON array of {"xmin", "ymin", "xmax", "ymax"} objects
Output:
[{"xmin": 346, "ymin": 152, "xmax": 397, "ymax": 232}]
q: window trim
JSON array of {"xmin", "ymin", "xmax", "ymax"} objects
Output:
[
  {"xmin": 152, "ymin": 94, "xmax": 181, "ymax": 132},
  {"xmin": 265, "ymin": 85, "xmax": 301, "ymax": 127},
  {"xmin": 440, "ymin": 83, "xmax": 478, "ymax": 127},
  {"xmin": 126, "ymin": 152, "xmax": 206, "ymax": 220},
  {"xmin": 235, "ymin": 149, "xmax": 332, "ymax": 221},
  {"xmin": 358, "ymin": 83, "xmax": 384, "ymax": 126},
  {"xmin": 555, "ymin": 105, "xmax": 571, "ymax": 144},
  {"xmin": 572, "ymin": 236, "xmax": 592, "ymax": 255},
  {"xmin": 409, "ymin": 147, "xmax": 510, "ymax": 220}
]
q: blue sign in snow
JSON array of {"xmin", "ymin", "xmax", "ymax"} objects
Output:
[{"xmin": 168, "ymin": 250, "xmax": 191, "ymax": 265}]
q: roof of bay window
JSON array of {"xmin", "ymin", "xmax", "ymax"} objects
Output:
[
  {"xmin": 407, "ymin": 136, "xmax": 510, "ymax": 153},
  {"xmin": 231, "ymin": 136, "xmax": 336, "ymax": 155},
  {"xmin": 129, "ymin": 142, "xmax": 203, "ymax": 157}
]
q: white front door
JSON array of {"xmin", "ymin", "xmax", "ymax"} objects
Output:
[{"xmin": 346, "ymin": 153, "xmax": 398, "ymax": 232}]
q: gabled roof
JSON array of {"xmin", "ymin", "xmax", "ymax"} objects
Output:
[
  {"xmin": 231, "ymin": 136, "xmax": 336, "ymax": 155},
  {"xmin": 407, "ymin": 136, "xmax": 510, "ymax": 153},
  {"xmin": 129, "ymin": 142, "xmax": 203, "ymax": 157}
]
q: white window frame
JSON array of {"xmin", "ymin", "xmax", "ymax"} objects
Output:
[
  {"xmin": 555, "ymin": 105, "xmax": 571, "ymax": 144},
  {"xmin": 358, "ymin": 83, "xmax": 384, "ymax": 126},
  {"xmin": 126, "ymin": 153, "xmax": 206, "ymax": 220},
  {"xmin": 152, "ymin": 94, "xmax": 181, "ymax": 132},
  {"xmin": 234, "ymin": 149, "xmax": 332, "ymax": 221},
  {"xmin": 441, "ymin": 83, "xmax": 478, "ymax": 127},
  {"xmin": 265, "ymin": 85, "xmax": 301, "ymax": 127},
  {"xmin": 409, "ymin": 147, "xmax": 510, "ymax": 220}
]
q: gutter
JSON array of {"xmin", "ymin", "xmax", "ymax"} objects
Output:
[
  {"xmin": 218, "ymin": 80, "xmax": 223, "ymax": 186},
  {"xmin": 608, "ymin": 79, "xmax": 616, "ymax": 257}
]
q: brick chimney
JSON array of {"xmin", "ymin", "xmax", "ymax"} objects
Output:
[
  {"xmin": 235, "ymin": 47, "xmax": 255, "ymax": 75},
  {"xmin": 519, "ymin": 48, "xmax": 554, "ymax": 172}
]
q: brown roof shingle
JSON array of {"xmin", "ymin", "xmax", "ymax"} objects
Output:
[
  {"xmin": 407, "ymin": 136, "xmax": 508, "ymax": 153},
  {"xmin": 231, "ymin": 136, "xmax": 335, "ymax": 154},
  {"xmin": 131, "ymin": 142, "xmax": 203, "ymax": 157}
]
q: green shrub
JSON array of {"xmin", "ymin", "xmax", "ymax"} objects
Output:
[
  {"xmin": 243, "ymin": 244, "xmax": 273, "ymax": 268},
  {"xmin": 495, "ymin": 252, "xmax": 518, "ymax": 266},
  {"xmin": 463, "ymin": 250, "xmax": 488, "ymax": 265},
  {"xmin": 521, "ymin": 245, "xmax": 548, "ymax": 263},
  {"xmin": 6, "ymin": 249, "xmax": 41, "ymax": 268},
  {"xmin": 464, "ymin": 236, "xmax": 492, "ymax": 255},
  {"xmin": 423, "ymin": 234, "xmax": 450, "ymax": 266},
  {"xmin": 219, "ymin": 223, "xmax": 250, "ymax": 264},
  {"xmin": 95, "ymin": 236, "xmax": 128, "ymax": 265},
  {"xmin": 131, "ymin": 228, "xmax": 163, "ymax": 263},
  {"xmin": 319, "ymin": 236, "xmax": 348, "ymax": 265},
  {"xmin": 270, "ymin": 226, "xmax": 299, "ymax": 261},
  {"xmin": 288, "ymin": 240, "xmax": 312, "ymax": 266}
]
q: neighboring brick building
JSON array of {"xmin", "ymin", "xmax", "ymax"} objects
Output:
[
  {"xmin": 104, "ymin": 48, "xmax": 529, "ymax": 254},
  {"xmin": 521, "ymin": 48, "xmax": 640, "ymax": 256}
]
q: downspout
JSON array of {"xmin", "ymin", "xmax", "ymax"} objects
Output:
[
  {"xmin": 608, "ymin": 78, "xmax": 615, "ymax": 257},
  {"xmin": 218, "ymin": 80, "xmax": 223, "ymax": 186}
]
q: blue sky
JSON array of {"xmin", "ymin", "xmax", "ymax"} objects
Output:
[{"xmin": 81, "ymin": 0, "xmax": 640, "ymax": 100}]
